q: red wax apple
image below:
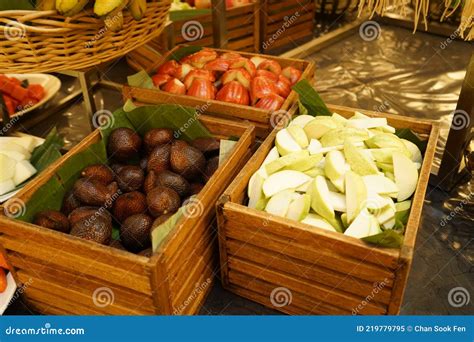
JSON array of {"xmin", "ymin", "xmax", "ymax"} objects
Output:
[
  {"xmin": 163, "ymin": 78, "xmax": 186, "ymax": 95},
  {"xmin": 183, "ymin": 69, "xmax": 215, "ymax": 89},
  {"xmin": 275, "ymin": 75, "xmax": 291, "ymax": 98},
  {"xmin": 282, "ymin": 66, "xmax": 302, "ymax": 85},
  {"xmin": 256, "ymin": 69, "xmax": 278, "ymax": 82},
  {"xmin": 204, "ymin": 58, "xmax": 230, "ymax": 72},
  {"xmin": 175, "ymin": 63, "xmax": 194, "ymax": 81},
  {"xmin": 255, "ymin": 94, "xmax": 284, "ymax": 111},
  {"xmin": 250, "ymin": 56, "xmax": 267, "ymax": 68},
  {"xmin": 156, "ymin": 60, "xmax": 180, "ymax": 77},
  {"xmin": 251, "ymin": 76, "xmax": 278, "ymax": 103},
  {"xmin": 216, "ymin": 81, "xmax": 249, "ymax": 105},
  {"xmin": 257, "ymin": 59, "xmax": 282, "ymax": 75},
  {"xmin": 152, "ymin": 73, "xmax": 172, "ymax": 88},
  {"xmin": 226, "ymin": 0, "xmax": 250, "ymax": 8},
  {"xmin": 189, "ymin": 49, "xmax": 218, "ymax": 68},
  {"xmin": 187, "ymin": 79, "xmax": 216, "ymax": 100},
  {"xmin": 230, "ymin": 58, "xmax": 256, "ymax": 77},
  {"xmin": 220, "ymin": 52, "xmax": 242, "ymax": 62},
  {"xmin": 221, "ymin": 68, "xmax": 252, "ymax": 89}
]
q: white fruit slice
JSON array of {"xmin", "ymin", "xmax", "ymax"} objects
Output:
[
  {"xmin": 263, "ymin": 170, "xmax": 311, "ymax": 197},
  {"xmin": 301, "ymin": 213, "xmax": 337, "ymax": 232},
  {"xmin": 331, "ymin": 112, "xmax": 347, "ymax": 124},
  {"xmin": 344, "ymin": 141, "xmax": 379, "ymax": 175},
  {"xmin": 0, "ymin": 154, "xmax": 16, "ymax": 182},
  {"xmin": 368, "ymin": 215, "xmax": 382, "ymax": 236},
  {"xmin": 366, "ymin": 193, "xmax": 393, "ymax": 212},
  {"xmin": 290, "ymin": 115, "xmax": 314, "ymax": 128},
  {"xmin": 341, "ymin": 213, "xmax": 348, "ymax": 229},
  {"xmin": 363, "ymin": 175, "xmax": 399, "ymax": 196},
  {"xmin": 248, "ymin": 170, "xmax": 266, "ymax": 209},
  {"xmin": 324, "ymin": 150, "xmax": 346, "ymax": 181},
  {"xmin": 366, "ymin": 134, "xmax": 410, "ymax": 156},
  {"xmin": 351, "ymin": 111, "xmax": 370, "ymax": 119},
  {"xmin": 395, "ymin": 200, "xmax": 412, "ymax": 212},
  {"xmin": 344, "ymin": 209, "xmax": 372, "ymax": 238},
  {"xmin": 13, "ymin": 132, "xmax": 45, "ymax": 148},
  {"xmin": 393, "ymin": 151, "xmax": 418, "ymax": 201},
  {"xmin": 284, "ymin": 153, "xmax": 323, "ymax": 172},
  {"xmin": 382, "ymin": 218, "xmax": 396, "ymax": 229},
  {"xmin": 14, "ymin": 160, "xmax": 37, "ymax": 186},
  {"xmin": 265, "ymin": 189, "xmax": 294, "ymax": 217},
  {"xmin": 309, "ymin": 176, "xmax": 335, "ymax": 222},
  {"xmin": 295, "ymin": 180, "xmax": 312, "ymax": 192},
  {"xmin": 304, "ymin": 117, "xmax": 338, "ymax": 139},
  {"xmin": 345, "ymin": 171, "xmax": 367, "ymax": 223},
  {"xmin": 320, "ymin": 128, "xmax": 369, "ymax": 147},
  {"xmin": 370, "ymin": 148, "xmax": 401, "ymax": 163},
  {"xmin": 265, "ymin": 150, "xmax": 309, "ymax": 175},
  {"xmin": 262, "ymin": 146, "xmax": 280, "ymax": 166},
  {"xmin": 275, "ymin": 129, "xmax": 301, "ymax": 155},
  {"xmin": 346, "ymin": 118, "xmax": 388, "ymax": 129},
  {"xmin": 376, "ymin": 161, "xmax": 394, "ymax": 173},
  {"xmin": 0, "ymin": 136, "xmax": 36, "ymax": 152},
  {"xmin": 304, "ymin": 167, "xmax": 325, "ymax": 178},
  {"xmin": 375, "ymin": 206, "xmax": 396, "ymax": 224},
  {"xmin": 0, "ymin": 179, "xmax": 15, "ymax": 196},
  {"xmin": 287, "ymin": 125, "xmax": 309, "ymax": 148},
  {"xmin": 401, "ymin": 139, "xmax": 422, "ymax": 164},
  {"xmin": 286, "ymin": 193, "xmax": 311, "ymax": 221},
  {"xmin": 330, "ymin": 175, "xmax": 345, "ymax": 193},
  {"xmin": 328, "ymin": 191, "xmax": 346, "ymax": 212}
]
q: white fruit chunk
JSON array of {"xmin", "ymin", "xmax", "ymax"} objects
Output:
[
  {"xmin": 284, "ymin": 153, "xmax": 323, "ymax": 172},
  {"xmin": 0, "ymin": 179, "xmax": 15, "ymax": 196},
  {"xmin": 346, "ymin": 118, "xmax": 388, "ymax": 129},
  {"xmin": 262, "ymin": 146, "xmax": 280, "ymax": 166},
  {"xmin": 328, "ymin": 191, "xmax": 346, "ymax": 212},
  {"xmin": 320, "ymin": 128, "xmax": 369, "ymax": 147},
  {"xmin": 248, "ymin": 170, "xmax": 266, "ymax": 209},
  {"xmin": 304, "ymin": 117, "xmax": 338, "ymax": 139},
  {"xmin": 0, "ymin": 154, "xmax": 16, "ymax": 182},
  {"xmin": 375, "ymin": 206, "xmax": 396, "ymax": 224},
  {"xmin": 14, "ymin": 132, "xmax": 45, "ymax": 148},
  {"xmin": 393, "ymin": 151, "xmax": 418, "ymax": 201},
  {"xmin": 370, "ymin": 148, "xmax": 401, "ymax": 163},
  {"xmin": 307, "ymin": 139, "xmax": 322, "ymax": 155},
  {"xmin": 366, "ymin": 134, "xmax": 410, "ymax": 156},
  {"xmin": 301, "ymin": 213, "xmax": 337, "ymax": 232},
  {"xmin": 265, "ymin": 189, "xmax": 294, "ymax": 217},
  {"xmin": 344, "ymin": 140, "xmax": 379, "ymax": 175},
  {"xmin": 330, "ymin": 175, "xmax": 345, "ymax": 193},
  {"xmin": 287, "ymin": 125, "xmax": 309, "ymax": 148},
  {"xmin": 344, "ymin": 209, "xmax": 372, "ymax": 238},
  {"xmin": 345, "ymin": 171, "xmax": 367, "ymax": 223},
  {"xmin": 265, "ymin": 150, "xmax": 309, "ymax": 174},
  {"xmin": 366, "ymin": 193, "xmax": 393, "ymax": 212},
  {"xmin": 395, "ymin": 199, "xmax": 412, "ymax": 212},
  {"xmin": 331, "ymin": 112, "xmax": 348, "ymax": 124},
  {"xmin": 309, "ymin": 176, "xmax": 335, "ymax": 223},
  {"xmin": 14, "ymin": 160, "xmax": 37, "ymax": 186},
  {"xmin": 401, "ymin": 139, "xmax": 422, "ymax": 164},
  {"xmin": 363, "ymin": 175, "xmax": 399, "ymax": 197},
  {"xmin": 0, "ymin": 142, "xmax": 31, "ymax": 161},
  {"xmin": 250, "ymin": 56, "xmax": 266, "ymax": 68},
  {"xmin": 286, "ymin": 193, "xmax": 311, "ymax": 221},
  {"xmin": 275, "ymin": 129, "xmax": 301, "ymax": 155},
  {"xmin": 289, "ymin": 115, "xmax": 314, "ymax": 128},
  {"xmin": 0, "ymin": 136, "xmax": 35, "ymax": 152},
  {"xmin": 263, "ymin": 170, "xmax": 311, "ymax": 197},
  {"xmin": 324, "ymin": 150, "xmax": 347, "ymax": 181},
  {"xmin": 368, "ymin": 215, "xmax": 382, "ymax": 236},
  {"xmin": 351, "ymin": 111, "xmax": 370, "ymax": 119}
]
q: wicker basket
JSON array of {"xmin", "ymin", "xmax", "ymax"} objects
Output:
[{"xmin": 0, "ymin": 0, "xmax": 171, "ymax": 73}]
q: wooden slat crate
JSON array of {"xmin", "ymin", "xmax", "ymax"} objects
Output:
[
  {"xmin": 0, "ymin": 115, "xmax": 255, "ymax": 315},
  {"xmin": 225, "ymin": 3, "xmax": 260, "ymax": 53},
  {"xmin": 124, "ymin": 46, "xmax": 314, "ymax": 138},
  {"xmin": 260, "ymin": 0, "xmax": 315, "ymax": 52},
  {"xmin": 216, "ymin": 104, "xmax": 439, "ymax": 315}
]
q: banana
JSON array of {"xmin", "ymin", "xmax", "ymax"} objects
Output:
[
  {"xmin": 129, "ymin": 0, "xmax": 147, "ymax": 21},
  {"xmin": 36, "ymin": 0, "xmax": 56, "ymax": 10},
  {"xmin": 56, "ymin": 0, "xmax": 89, "ymax": 16},
  {"xmin": 94, "ymin": 0, "xmax": 127, "ymax": 17}
]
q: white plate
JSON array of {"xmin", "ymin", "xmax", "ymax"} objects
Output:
[{"xmin": 2, "ymin": 74, "xmax": 61, "ymax": 119}]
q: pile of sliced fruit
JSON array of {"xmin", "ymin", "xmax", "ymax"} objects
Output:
[
  {"xmin": 0, "ymin": 75, "xmax": 45, "ymax": 116},
  {"xmin": 248, "ymin": 111, "xmax": 422, "ymax": 242},
  {"xmin": 151, "ymin": 49, "xmax": 302, "ymax": 110}
]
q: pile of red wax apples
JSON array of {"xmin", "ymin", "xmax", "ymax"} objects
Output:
[{"xmin": 151, "ymin": 49, "xmax": 302, "ymax": 111}]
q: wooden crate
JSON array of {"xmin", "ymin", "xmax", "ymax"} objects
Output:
[
  {"xmin": 225, "ymin": 3, "xmax": 260, "ymax": 53},
  {"xmin": 124, "ymin": 46, "xmax": 314, "ymax": 138},
  {"xmin": 0, "ymin": 115, "xmax": 255, "ymax": 315},
  {"xmin": 260, "ymin": 0, "xmax": 315, "ymax": 52},
  {"xmin": 216, "ymin": 104, "xmax": 439, "ymax": 315}
]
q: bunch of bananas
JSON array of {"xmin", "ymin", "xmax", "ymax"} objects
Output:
[{"xmin": 35, "ymin": 0, "xmax": 148, "ymax": 32}]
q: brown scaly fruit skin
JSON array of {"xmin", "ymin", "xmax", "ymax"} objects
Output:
[
  {"xmin": 170, "ymin": 140, "xmax": 206, "ymax": 180},
  {"xmin": 61, "ymin": 190, "xmax": 82, "ymax": 216},
  {"xmin": 191, "ymin": 137, "xmax": 220, "ymax": 157},
  {"xmin": 147, "ymin": 144, "xmax": 171, "ymax": 173},
  {"xmin": 116, "ymin": 165, "xmax": 144, "ymax": 192},
  {"xmin": 73, "ymin": 178, "xmax": 119, "ymax": 207},
  {"xmin": 143, "ymin": 170, "xmax": 158, "ymax": 193},
  {"xmin": 110, "ymin": 163, "xmax": 126, "ymax": 175},
  {"xmin": 146, "ymin": 186, "xmax": 181, "ymax": 217},
  {"xmin": 112, "ymin": 191, "xmax": 147, "ymax": 223},
  {"xmin": 143, "ymin": 128, "xmax": 174, "ymax": 153},
  {"xmin": 189, "ymin": 182, "xmax": 205, "ymax": 195},
  {"xmin": 68, "ymin": 206, "xmax": 112, "ymax": 227},
  {"xmin": 33, "ymin": 210, "xmax": 70, "ymax": 233},
  {"xmin": 107, "ymin": 128, "xmax": 142, "ymax": 162},
  {"xmin": 155, "ymin": 170, "xmax": 190, "ymax": 197},
  {"xmin": 139, "ymin": 157, "xmax": 148, "ymax": 170},
  {"xmin": 205, "ymin": 156, "xmax": 219, "ymax": 181},
  {"xmin": 120, "ymin": 214, "xmax": 153, "ymax": 253},
  {"xmin": 70, "ymin": 218, "xmax": 112, "ymax": 245},
  {"xmin": 80, "ymin": 164, "xmax": 115, "ymax": 184}
]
